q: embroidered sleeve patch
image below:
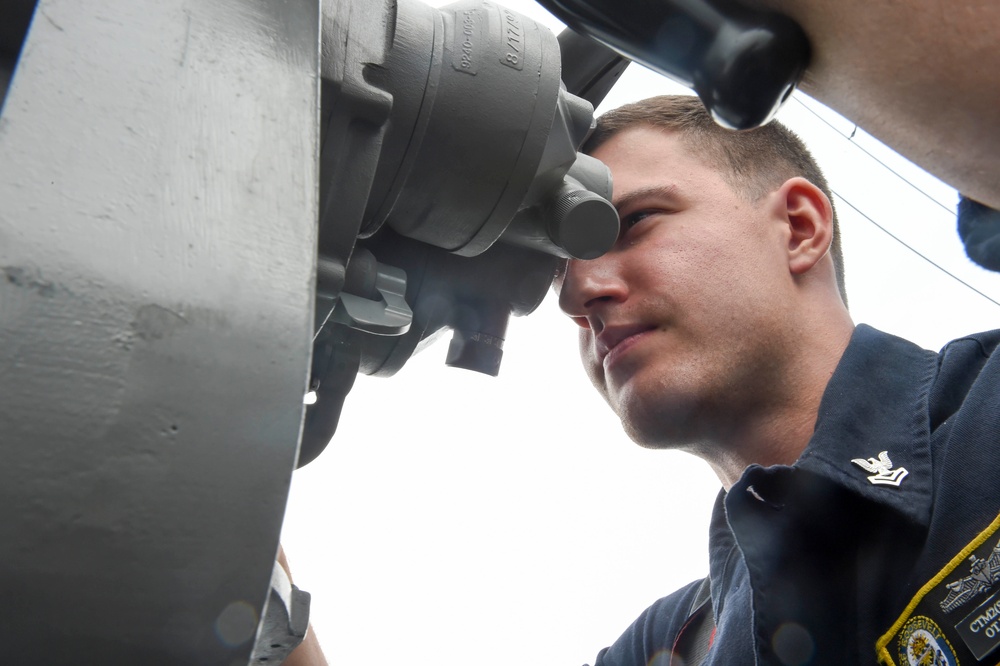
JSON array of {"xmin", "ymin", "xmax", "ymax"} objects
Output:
[{"xmin": 877, "ymin": 512, "xmax": 1000, "ymax": 665}]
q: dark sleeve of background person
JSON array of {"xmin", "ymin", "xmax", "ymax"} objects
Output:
[{"xmin": 958, "ymin": 195, "xmax": 1000, "ymax": 273}]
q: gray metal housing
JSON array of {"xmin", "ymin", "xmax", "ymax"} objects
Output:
[{"xmin": 0, "ymin": 0, "xmax": 319, "ymax": 662}]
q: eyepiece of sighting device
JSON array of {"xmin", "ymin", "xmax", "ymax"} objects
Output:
[{"xmin": 548, "ymin": 188, "xmax": 619, "ymax": 260}]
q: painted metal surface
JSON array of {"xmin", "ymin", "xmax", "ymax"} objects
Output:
[{"xmin": 0, "ymin": 0, "xmax": 319, "ymax": 662}]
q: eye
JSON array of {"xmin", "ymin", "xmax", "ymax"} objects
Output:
[
  {"xmin": 621, "ymin": 210, "xmax": 652, "ymax": 229},
  {"xmin": 622, "ymin": 203, "xmax": 680, "ymax": 231},
  {"xmin": 619, "ymin": 209, "xmax": 671, "ymax": 239}
]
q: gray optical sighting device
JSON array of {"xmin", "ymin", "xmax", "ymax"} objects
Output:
[{"xmin": 0, "ymin": 0, "xmax": 806, "ymax": 662}]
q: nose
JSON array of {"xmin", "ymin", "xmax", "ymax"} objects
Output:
[{"xmin": 557, "ymin": 253, "xmax": 628, "ymax": 330}]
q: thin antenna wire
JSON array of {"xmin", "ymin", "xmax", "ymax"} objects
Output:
[
  {"xmin": 792, "ymin": 97, "xmax": 956, "ymax": 217},
  {"xmin": 835, "ymin": 194, "xmax": 1000, "ymax": 309}
]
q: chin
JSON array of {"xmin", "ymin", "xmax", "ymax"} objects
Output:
[
  {"xmin": 617, "ymin": 396, "xmax": 706, "ymax": 451},
  {"xmin": 608, "ymin": 359, "xmax": 722, "ymax": 449}
]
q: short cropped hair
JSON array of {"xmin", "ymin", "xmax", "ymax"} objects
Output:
[{"xmin": 584, "ymin": 95, "xmax": 847, "ymax": 304}]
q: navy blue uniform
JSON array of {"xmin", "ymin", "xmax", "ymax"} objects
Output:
[{"xmin": 593, "ymin": 324, "xmax": 1000, "ymax": 665}]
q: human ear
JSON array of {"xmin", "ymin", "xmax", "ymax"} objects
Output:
[{"xmin": 776, "ymin": 177, "xmax": 835, "ymax": 276}]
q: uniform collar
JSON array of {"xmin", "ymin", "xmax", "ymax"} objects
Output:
[
  {"xmin": 710, "ymin": 324, "xmax": 940, "ymax": 613},
  {"xmin": 792, "ymin": 323, "xmax": 939, "ymax": 526}
]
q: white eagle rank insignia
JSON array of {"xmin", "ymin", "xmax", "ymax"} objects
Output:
[{"xmin": 851, "ymin": 450, "xmax": 908, "ymax": 487}]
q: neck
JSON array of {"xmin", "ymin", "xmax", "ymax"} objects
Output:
[{"xmin": 698, "ymin": 311, "xmax": 855, "ymax": 490}]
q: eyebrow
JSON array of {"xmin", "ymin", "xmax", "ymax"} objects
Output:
[{"xmin": 613, "ymin": 184, "xmax": 681, "ymax": 213}]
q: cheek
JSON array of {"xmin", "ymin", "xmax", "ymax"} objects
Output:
[
  {"xmin": 638, "ymin": 222, "xmax": 723, "ymax": 290},
  {"xmin": 680, "ymin": 227, "xmax": 773, "ymax": 304}
]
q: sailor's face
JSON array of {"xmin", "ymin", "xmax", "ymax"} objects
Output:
[{"xmin": 556, "ymin": 127, "xmax": 794, "ymax": 447}]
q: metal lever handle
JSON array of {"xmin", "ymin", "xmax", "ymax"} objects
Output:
[{"xmin": 322, "ymin": 249, "xmax": 413, "ymax": 336}]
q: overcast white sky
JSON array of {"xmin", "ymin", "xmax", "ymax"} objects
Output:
[{"xmin": 281, "ymin": 2, "xmax": 1000, "ymax": 664}]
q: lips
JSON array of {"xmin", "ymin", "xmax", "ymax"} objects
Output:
[{"xmin": 596, "ymin": 324, "xmax": 656, "ymax": 366}]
